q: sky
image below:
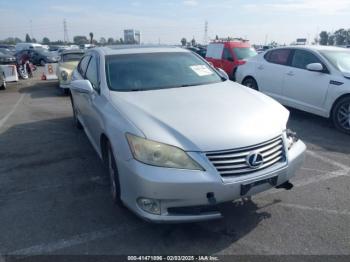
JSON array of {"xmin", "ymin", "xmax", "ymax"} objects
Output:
[{"xmin": 0, "ymin": 0, "xmax": 350, "ymax": 45}]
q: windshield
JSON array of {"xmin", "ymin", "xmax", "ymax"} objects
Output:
[
  {"xmin": 106, "ymin": 52, "xmax": 223, "ymax": 91},
  {"xmin": 233, "ymin": 47, "xmax": 257, "ymax": 60},
  {"xmin": 320, "ymin": 50, "xmax": 350, "ymax": 73},
  {"xmin": 0, "ymin": 49, "xmax": 11, "ymax": 55},
  {"xmin": 62, "ymin": 53, "xmax": 84, "ymax": 62}
]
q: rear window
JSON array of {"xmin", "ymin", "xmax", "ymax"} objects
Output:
[
  {"xmin": 233, "ymin": 47, "xmax": 257, "ymax": 60},
  {"xmin": 106, "ymin": 52, "xmax": 223, "ymax": 91},
  {"xmin": 62, "ymin": 53, "xmax": 84, "ymax": 62},
  {"xmin": 265, "ymin": 49, "xmax": 292, "ymax": 65}
]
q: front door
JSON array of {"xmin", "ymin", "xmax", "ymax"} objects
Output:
[{"xmin": 282, "ymin": 49, "xmax": 331, "ymax": 115}]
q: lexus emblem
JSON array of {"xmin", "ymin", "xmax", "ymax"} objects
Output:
[{"xmin": 246, "ymin": 152, "xmax": 264, "ymax": 168}]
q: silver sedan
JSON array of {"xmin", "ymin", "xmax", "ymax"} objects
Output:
[{"xmin": 69, "ymin": 46, "xmax": 306, "ymax": 222}]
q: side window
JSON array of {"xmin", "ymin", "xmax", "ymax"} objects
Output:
[
  {"xmin": 78, "ymin": 56, "xmax": 91, "ymax": 76},
  {"xmin": 222, "ymin": 48, "xmax": 233, "ymax": 61},
  {"xmin": 206, "ymin": 44, "xmax": 224, "ymax": 59},
  {"xmin": 264, "ymin": 49, "xmax": 292, "ymax": 65},
  {"xmin": 85, "ymin": 56, "xmax": 99, "ymax": 91},
  {"xmin": 291, "ymin": 50, "xmax": 322, "ymax": 70}
]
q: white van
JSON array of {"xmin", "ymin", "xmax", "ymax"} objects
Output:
[{"xmin": 15, "ymin": 43, "xmax": 43, "ymax": 52}]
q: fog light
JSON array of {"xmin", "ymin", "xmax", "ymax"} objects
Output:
[{"xmin": 137, "ymin": 198, "xmax": 161, "ymax": 215}]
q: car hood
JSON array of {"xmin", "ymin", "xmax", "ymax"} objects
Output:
[
  {"xmin": 109, "ymin": 81, "xmax": 289, "ymax": 152},
  {"xmin": 59, "ymin": 61, "xmax": 78, "ymax": 71}
]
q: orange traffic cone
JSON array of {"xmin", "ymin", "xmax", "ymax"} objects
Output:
[{"xmin": 41, "ymin": 72, "xmax": 46, "ymax": 80}]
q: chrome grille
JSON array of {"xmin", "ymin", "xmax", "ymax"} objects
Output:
[{"xmin": 206, "ymin": 136, "xmax": 286, "ymax": 177}]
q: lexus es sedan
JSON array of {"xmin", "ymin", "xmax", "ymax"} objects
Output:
[
  {"xmin": 236, "ymin": 46, "xmax": 350, "ymax": 134},
  {"xmin": 69, "ymin": 46, "xmax": 306, "ymax": 222}
]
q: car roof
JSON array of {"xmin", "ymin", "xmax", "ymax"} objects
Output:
[
  {"xmin": 96, "ymin": 45, "xmax": 189, "ymax": 56},
  {"xmin": 272, "ymin": 45, "xmax": 348, "ymax": 52},
  {"xmin": 61, "ymin": 49, "xmax": 85, "ymax": 55}
]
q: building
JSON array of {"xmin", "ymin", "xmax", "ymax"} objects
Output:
[
  {"xmin": 295, "ymin": 38, "xmax": 307, "ymax": 45},
  {"xmin": 123, "ymin": 29, "xmax": 141, "ymax": 44}
]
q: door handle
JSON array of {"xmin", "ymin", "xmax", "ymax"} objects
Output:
[
  {"xmin": 286, "ymin": 71, "xmax": 295, "ymax": 76},
  {"xmin": 258, "ymin": 65, "xmax": 264, "ymax": 70}
]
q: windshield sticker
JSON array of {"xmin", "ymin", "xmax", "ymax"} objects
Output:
[{"xmin": 190, "ymin": 65, "xmax": 213, "ymax": 76}]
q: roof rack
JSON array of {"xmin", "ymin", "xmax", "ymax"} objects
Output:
[{"xmin": 211, "ymin": 37, "xmax": 249, "ymax": 43}]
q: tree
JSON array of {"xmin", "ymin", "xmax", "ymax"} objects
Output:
[
  {"xmin": 73, "ymin": 35, "xmax": 89, "ymax": 45},
  {"xmin": 319, "ymin": 31, "xmax": 329, "ymax": 45},
  {"xmin": 89, "ymin": 32, "xmax": 94, "ymax": 44},
  {"xmin": 215, "ymin": 35, "xmax": 219, "ymax": 40},
  {"xmin": 119, "ymin": 38, "xmax": 124, "ymax": 44},
  {"xmin": 181, "ymin": 37, "xmax": 187, "ymax": 46},
  {"xmin": 32, "ymin": 38, "xmax": 37, "ymax": 43},
  {"xmin": 107, "ymin": 37, "xmax": 114, "ymax": 45},
  {"xmin": 334, "ymin": 29, "xmax": 347, "ymax": 46},
  {"xmin": 328, "ymin": 35, "xmax": 335, "ymax": 45},
  {"xmin": 42, "ymin": 37, "xmax": 50, "ymax": 44},
  {"xmin": 269, "ymin": 41, "xmax": 278, "ymax": 47},
  {"xmin": 99, "ymin": 37, "xmax": 107, "ymax": 45},
  {"xmin": 191, "ymin": 37, "xmax": 196, "ymax": 46},
  {"xmin": 25, "ymin": 33, "xmax": 32, "ymax": 43}
]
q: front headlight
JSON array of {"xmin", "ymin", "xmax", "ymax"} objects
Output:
[
  {"xmin": 126, "ymin": 133, "xmax": 204, "ymax": 170},
  {"xmin": 286, "ymin": 129, "xmax": 299, "ymax": 150},
  {"xmin": 61, "ymin": 70, "xmax": 68, "ymax": 81}
]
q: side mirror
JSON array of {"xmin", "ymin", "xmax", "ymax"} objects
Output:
[
  {"xmin": 227, "ymin": 57, "xmax": 234, "ymax": 62},
  {"xmin": 306, "ymin": 63, "xmax": 323, "ymax": 72},
  {"xmin": 70, "ymin": 80, "xmax": 93, "ymax": 94},
  {"xmin": 216, "ymin": 68, "xmax": 229, "ymax": 80}
]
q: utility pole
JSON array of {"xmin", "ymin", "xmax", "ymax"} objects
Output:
[
  {"xmin": 203, "ymin": 20, "xmax": 208, "ymax": 45},
  {"xmin": 63, "ymin": 19, "xmax": 69, "ymax": 44}
]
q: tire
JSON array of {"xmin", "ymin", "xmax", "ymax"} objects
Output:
[
  {"xmin": 63, "ymin": 88, "xmax": 70, "ymax": 96},
  {"xmin": 106, "ymin": 142, "xmax": 123, "ymax": 206},
  {"xmin": 70, "ymin": 96, "xmax": 83, "ymax": 130},
  {"xmin": 242, "ymin": 77, "xmax": 259, "ymax": 91},
  {"xmin": 332, "ymin": 96, "xmax": 350, "ymax": 134},
  {"xmin": 0, "ymin": 82, "xmax": 5, "ymax": 90},
  {"xmin": 40, "ymin": 59, "xmax": 45, "ymax": 66}
]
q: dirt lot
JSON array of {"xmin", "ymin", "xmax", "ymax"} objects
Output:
[{"xmin": 0, "ymin": 72, "xmax": 350, "ymax": 257}]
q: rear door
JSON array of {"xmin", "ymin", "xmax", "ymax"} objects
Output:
[
  {"xmin": 282, "ymin": 49, "xmax": 331, "ymax": 115},
  {"xmin": 205, "ymin": 43, "xmax": 224, "ymax": 68},
  {"xmin": 256, "ymin": 48, "xmax": 293, "ymax": 100}
]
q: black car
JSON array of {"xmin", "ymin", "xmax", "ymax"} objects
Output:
[
  {"xmin": 16, "ymin": 48, "xmax": 60, "ymax": 66},
  {"xmin": 185, "ymin": 46, "xmax": 207, "ymax": 58},
  {"xmin": 0, "ymin": 48, "xmax": 16, "ymax": 64},
  {"xmin": 0, "ymin": 45, "xmax": 16, "ymax": 54}
]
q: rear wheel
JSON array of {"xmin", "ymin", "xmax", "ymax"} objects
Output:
[
  {"xmin": 70, "ymin": 96, "xmax": 83, "ymax": 130},
  {"xmin": 332, "ymin": 96, "xmax": 350, "ymax": 134},
  {"xmin": 242, "ymin": 77, "xmax": 259, "ymax": 91},
  {"xmin": 0, "ymin": 82, "xmax": 5, "ymax": 90},
  {"xmin": 106, "ymin": 142, "xmax": 123, "ymax": 206}
]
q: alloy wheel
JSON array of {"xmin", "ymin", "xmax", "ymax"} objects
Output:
[{"xmin": 337, "ymin": 103, "xmax": 350, "ymax": 131}]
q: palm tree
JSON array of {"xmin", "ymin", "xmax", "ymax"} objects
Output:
[{"xmin": 89, "ymin": 32, "xmax": 94, "ymax": 44}]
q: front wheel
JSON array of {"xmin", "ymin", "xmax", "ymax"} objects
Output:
[
  {"xmin": 106, "ymin": 142, "xmax": 123, "ymax": 206},
  {"xmin": 0, "ymin": 81, "xmax": 6, "ymax": 90},
  {"xmin": 242, "ymin": 77, "xmax": 259, "ymax": 91},
  {"xmin": 332, "ymin": 96, "xmax": 350, "ymax": 134}
]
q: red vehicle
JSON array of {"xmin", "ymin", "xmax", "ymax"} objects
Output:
[{"xmin": 205, "ymin": 40, "xmax": 257, "ymax": 80}]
